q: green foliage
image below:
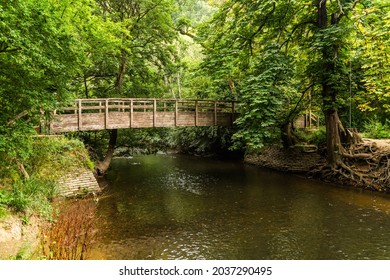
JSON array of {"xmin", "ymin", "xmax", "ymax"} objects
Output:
[
  {"xmin": 196, "ymin": 0, "xmax": 390, "ymax": 155},
  {"xmin": 0, "ymin": 0, "xmax": 111, "ymax": 178},
  {"xmin": 0, "ymin": 136, "xmax": 93, "ymax": 217},
  {"xmin": 87, "ymin": 0, "xmax": 180, "ymax": 98},
  {"xmin": 28, "ymin": 137, "xmax": 94, "ymax": 177},
  {"xmin": 354, "ymin": 0, "xmax": 390, "ymax": 116},
  {"xmin": 363, "ymin": 118, "xmax": 390, "ymax": 139},
  {"xmin": 118, "ymin": 128, "xmax": 176, "ymax": 152},
  {"xmin": 172, "ymin": 126, "xmax": 236, "ymax": 155},
  {"xmin": 232, "ymin": 46, "xmax": 294, "ymax": 152},
  {"xmin": 0, "ymin": 177, "xmax": 56, "ymax": 218},
  {"xmin": 295, "ymin": 127, "xmax": 327, "ymax": 147}
]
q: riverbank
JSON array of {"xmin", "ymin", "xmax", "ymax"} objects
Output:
[
  {"xmin": 0, "ymin": 215, "xmax": 41, "ymax": 259},
  {"xmin": 244, "ymin": 144, "xmax": 326, "ymax": 173},
  {"xmin": 0, "ymin": 136, "xmax": 100, "ymax": 259},
  {"xmin": 244, "ymin": 138, "xmax": 390, "ymax": 192}
]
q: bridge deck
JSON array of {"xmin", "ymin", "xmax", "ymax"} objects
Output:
[{"xmin": 51, "ymin": 98, "xmax": 238, "ymax": 133}]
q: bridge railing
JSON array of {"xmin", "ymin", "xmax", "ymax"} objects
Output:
[{"xmin": 51, "ymin": 98, "xmax": 238, "ymax": 133}]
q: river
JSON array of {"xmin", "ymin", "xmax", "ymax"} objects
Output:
[{"xmin": 89, "ymin": 154, "xmax": 390, "ymax": 260}]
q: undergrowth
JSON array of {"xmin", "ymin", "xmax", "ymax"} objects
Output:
[
  {"xmin": 363, "ymin": 118, "xmax": 390, "ymax": 139},
  {"xmin": 295, "ymin": 126, "xmax": 327, "ymax": 147},
  {"xmin": 0, "ymin": 136, "xmax": 94, "ymax": 217},
  {"xmin": 41, "ymin": 199, "xmax": 97, "ymax": 260}
]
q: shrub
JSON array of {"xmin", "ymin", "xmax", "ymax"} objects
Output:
[
  {"xmin": 7, "ymin": 178, "xmax": 57, "ymax": 218},
  {"xmin": 363, "ymin": 118, "xmax": 390, "ymax": 139},
  {"xmin": 295, "ymin": 126, "xmax": 327, "ymax": 147}
]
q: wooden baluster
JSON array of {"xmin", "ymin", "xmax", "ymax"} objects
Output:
[
  {"xmin": 175, "ymin": 100, "xmax": 178, "ymax": 126},
  {"xmin": 214, "ymin": 101, "xmax": 217, "ymax": 126},
  {"xmin": 130, "ymin": 99, "xmax": 133, "ymax": 128},
  {"xmin": 78, "ymin": 100, "xmax": 82, "ymax": 131},
  {"xmin": 153, "ymin": 99, "xmax": 156, "ymax": 127},
  {"xmin": 195, "ymin": 100, "xmax": 198, "ymax": 126},
  {"xmin": 105, "ymin": 99, "xmax": 108, "ymax": 129},
  {"xmin": 231, "ymin": 101, "xmax": 235, "ymax": 125}
]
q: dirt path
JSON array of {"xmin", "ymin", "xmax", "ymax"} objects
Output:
[{"xmin": 364, "ymin": 138, "xmax": 390, "ymax": 152}]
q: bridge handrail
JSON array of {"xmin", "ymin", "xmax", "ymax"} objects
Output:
[
  {"xmin": 54, "ymin": 98, "xmax": 239, "ymax": 115},
  {"xmin": 50, "ymin": 98, "xmax": 239, "ymax": 133}
]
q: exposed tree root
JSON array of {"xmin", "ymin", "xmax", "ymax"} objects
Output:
[{"xmin": 311, "ymin": 141, "xmax": 390, "ymax": 192}]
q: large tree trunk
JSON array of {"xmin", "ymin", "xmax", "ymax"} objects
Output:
[
  {"xmin": 324, "ymin": 109, "xmax": 344, "ymax": 167},
  {"xmin": 317, "ymin": 0, "xmax": 344, "ymax": 167},
  {"xmin": 96, "ymin": 129, "xmax": 117, "ymax": 176}
]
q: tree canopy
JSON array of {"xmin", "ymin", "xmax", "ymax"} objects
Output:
[{"xmin": 0, "ymin": 0, "xmax": 389, "ymax": 186}]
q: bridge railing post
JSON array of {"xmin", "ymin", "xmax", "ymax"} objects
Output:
[
  {"xmin": 175, "ymin": 99, "xmax": 178, "ymax": 126},
  {"xmin": 105, "ymin": 99, "xmax": 108, "ymax": 129},
  {"xmin": 78, "ymin": 99, "xmax": 82, "ymax": 131},
  {"xmin": 130, "ymin": 99, "xmax": 133, "ymax": 128},
  {"xmin": 153, "ymin": 99, "xmax": 157, "ymax": 127},
  {"xmin": 232, "ymin": 101, "xmax": 235, "ymax": 125},
  {"xmin": 214, "ymin": 101, "xmax": 217, "ymax": 126},
  {"xmin": 195, "ymin": 100, "xmax": 198, "ymax": 126}
]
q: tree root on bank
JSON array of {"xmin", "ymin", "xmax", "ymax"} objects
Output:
[{"xmin": 310, "ymin": 142, "xmax": 390, "ymax": 192}]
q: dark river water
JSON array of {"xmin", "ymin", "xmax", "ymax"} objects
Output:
[{"xmin": 89, "ymin": 154, "xmax": 390, "ymax": 260}]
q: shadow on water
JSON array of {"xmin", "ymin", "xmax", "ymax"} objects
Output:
[{"xmin": 89, "ymin": 154, "xmax": 390, "ymax": 260}]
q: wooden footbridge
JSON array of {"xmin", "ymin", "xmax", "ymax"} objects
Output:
[{"xmin": 50, "ymin": 98, "xmax": 238, "ymax": 133}]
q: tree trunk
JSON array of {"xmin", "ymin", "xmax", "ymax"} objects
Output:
[
  {"xmin": 324, "ymin": 109, "xmax": 344, "ymax": 167},
  {"xmin": 96, "ymin": 129, "xmax": 117, "ymax": 176},
  {"xmin": 281, "ymin": 121, "xmax": 298, "ymax": 148},
  {"xmin": 317, "ymin": 0, "xmax": 344, "ymax": 167}
]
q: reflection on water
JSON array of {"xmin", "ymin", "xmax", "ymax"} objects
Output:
[{"xmin": 89, "ymin": 155, "xmax": 390, "ymax": 260}]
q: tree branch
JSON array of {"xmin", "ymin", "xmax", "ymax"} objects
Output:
[
  {"xmin": 280, "ymin": 20, "xmax": 317, "ymax": 49},
  {"xmin": 0, "ymin": 46, "xmax": 22, "ymax": 53},
  {"xmin": 284, "ymin": 83, "xmax": 315, "ymax": 123}
]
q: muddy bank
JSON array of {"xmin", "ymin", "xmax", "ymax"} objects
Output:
[
  {"xmin": 244, "ymin": 145, "xmax": 326, "ymax": 173},
  {"xmin": 0, "ymin": 215, "xmax": 41, "ymax": 259},
  {"xmin": 245, "ymin": 139, "xmax": 390, "ymax": 192}
]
